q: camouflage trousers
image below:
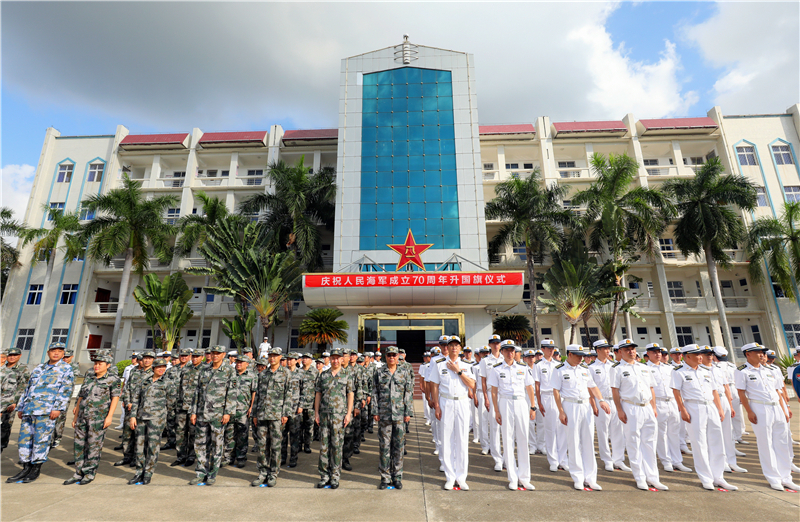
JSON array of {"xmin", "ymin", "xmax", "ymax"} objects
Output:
[
  {"xmin": 163, "ymin": 406, "xmax": 177, "ymax": 446},
  {"xmin": 71, "ymin": 418, "xmax": 108, "ymax": 480},
  {"xmin": 318, "ymin": 413, "xmax": 345, "ymax": 482},
  {"xmin": 300, "ymin": 409, "xmax": 314, "ymax": 449},
  {"xmin": 255, "ymin": 419, "xmax": 282, "ymax": 478},
  {"xmin": 122, "ymin": 407, "xmax": 136, "ymax": 460},
  {"xmin": 52, "ymin": 398, "xmax": 73, "ymax": 443},
  {"xmin": 18, "ymin": 415, "xmax": 56, "ymax": 464},
  {"xmin": 135, "ymin": 419, "xmax": 166, "ymax": 480},
  {"xmin": 377, "ymin": 419, "xmax": 406, "ymax": 482},
  {"xmin": 1, "ymin": 410, "xmax": 16, "ymax": 450},
  {"xmin": 175, "ymin": 410, "xmax": 195, "ymax": 461},
  {"xmin": 356, "ymin": 407, "xmax": 370, "ymax": 447},
  {"xmin": 343, "ymin": 411, "xmax": 357, "ymax": 460},
  {"xmin": 193, "ymin": 419, "xmax": 225, "ymax": 479},
  {"xmin": 281, "ymin": 415, "xmax": 301, "ymax": 463},
  {"xmin": 224, "ymin": 417, "xmax": 249, "ymax": 463}
]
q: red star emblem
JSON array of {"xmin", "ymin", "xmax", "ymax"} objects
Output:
[{"xmin": 387, "ymin": 230, "xmax": 433, "ymax": 271}]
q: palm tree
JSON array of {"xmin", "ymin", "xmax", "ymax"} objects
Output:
[
  {"xmin": 221, "ymin": 303, "xmax": 258, "ymax": 351},
  {"xmin": 662, "ymin": 157, "xmax": 757, "ymax": 351},
  {"xmin": 1, "ymin": 207, "xmax": 26, "ymax": 300},
  {"xmin": 19, "ymin": 205, "xmax": 83, "ymax": 358},
  {"xmin": 298, "ymin": 308, "xmax": 349, "ymax": 353},
  {"xmin": 133, "ymin": 273, "xmax": 194, "ymax": 354},
  {"xmin": 81, "ymin": 174, "xmax": 179, "ymax": 352},
  {"xmin": 747, "ymin": 201, "xmax": 800, "ymax": 304},
  {"xmin": 492, "ymin": 314, "xmax": 532, "ymax": 345},
  {"xmin": 572, "ymin": 153, "xmax": 674, "ymax": 341},
  {"xmin": 485, "ymin": 170, "xmax": 574, "ymax": 349}
]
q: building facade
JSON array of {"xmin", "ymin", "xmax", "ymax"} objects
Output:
[{"xmin": 3, "ymin": 39, "xmax": 799, "ymax": 367}]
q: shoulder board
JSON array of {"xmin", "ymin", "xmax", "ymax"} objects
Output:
[
  {"xmin": 673, "ymin": 364, "xmax": 684, "ymax": 371},
  {"xmin": 435, "ymin": 357, "xmax": 446, "ymax": 363},
  {"xmin": 472, "ymin": 361, "xmax": 480, "ymax": 366},
  {"xmin": 580, "ymin": 363, "xmax": 588, "ymax": 368},
  {"xmin": 555, "ymin": 363, "xmax": 565, "ymax": 369},
  {"xmin": 534, "ymin": 359, "xmax": 542, "ymax": 364},
  {"xmin": 493, "ymin": 362, "xmax": 503, "ymax": 368},
  {"xmin": 517, "ymin": 362, "xmax": 526, "ymax": 367},
  {"xmin": 588, "ymin": 360, "xmax": 597, "ymax": 366},
  {"xmin": 612, "ymin": 362, "xmax": 621, "ymax": 368}
]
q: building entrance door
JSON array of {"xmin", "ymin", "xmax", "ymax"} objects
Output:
[
  {"xmin": 397, "ymin": 330, "xmax": 426, "ymax": 362},
  {"xmin": 359, "ymin": 313, "xmax": 464, "ymax": 363}
]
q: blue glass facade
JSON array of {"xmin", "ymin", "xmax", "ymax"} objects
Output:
[{"xmin": 359, "ymin": 67, "xmax": 460, "ymax": 251}]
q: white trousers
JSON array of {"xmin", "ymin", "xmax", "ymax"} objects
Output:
[
  {"xmin": 498, "ymin": 397, "xmax": 531, "ymax": 485},
  {"xmin": 750, "ymin": 402, "xmax": 792, "ymax": 485},
  {"xmin": 440, "ymin": 397, "xmax": 470, "ymax": 483},
  {"xmin": 719, "ymin": 398, "xmax": 739, "ymax": 467},
  {"xmin": 563, "ymin": 401, "xmax": 597, "ymax": 486},
  {"xmin": 478, "ymin": 393, "xmax": 491, "ymax": 452},
  {"xmin": 423, "ymin": 396, "xmax": 432, "ymax": 423},
  {"xmin": 655, "ymin": 398, "xmax": 682, "ymax": 466},
  {"xmin": 730, "ymin": 394, "xmax": 745, "ymax": 439},
  {"xmin": 685, "ymin": 401, "xmax": 725, "ymax": 485},
  {"xmin": 596, "ymin": 398, "xmax": 625, "ymax": 465},
  {"xmin": 470, "ymin": 393, "xmax": 481, "ymax": 441},
  {"xmin": 540, "ymin": 393, "xmax": 568, "ymax": 468},
  {"xmin": 620, "ymin": 401, "xmax": 660, "ymax": 484},
  {"xmin": 526, "ymin": 393, "xmax": 539, "ymax": 453},
  {"xmin": 487, "ymin": 396, "xmax": 503, "ymax": 467}
]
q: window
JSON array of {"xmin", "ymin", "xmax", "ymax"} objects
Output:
[
  {"xmin": 201, "ymin": 329, "xmax": 212, "ymax": 349},
  {"xmin": 145, "ymin": 329, "xmax": 163, "ymax": 350},
  {"xmin": 206, "ymin": 169, "xmax": 218, "ymax": 178},
  {"xmin": 646, "ymin": 281, "xmax": 655, "ymax": 297},
  {"xmin": 290, "ymin": 328, "xmax": 299, "ymax": 349},
  {"xmin": 695, "ymin": 281, "xmax": 703, "ymax": 297},
  {"xmin": 785, "ymin": 186, "xmax": 800, "ymax": 204},
  {"xmin": 15, "ymin": 329, "xmax": 35, "ymax": 351},
  {"xmin": 731, "ymin": 326, "xmax": 742, "ymax": 335},
  {"xmin": 505, "ymin": 163, "xmax": 519, "ymax": 169},
  {"xmin": 73, "ymin": 248, "xmax": 85, "ymax": 262},
  {"xmin": 736, "ymin": 146, "xmax": 757, "ymax": 166},
  {"xmin": 51, "ymin": 328, "xmax": 68, "ymax": 344},
  {"xmin": 562, "ymin": 200, "xmax": 572, "ymax": 209},
  {"xmin": 541, "ymin": 328, "xmax": 552, "ymax": 336},
  {"xmin": 785, "ymin": 324, "xmax": 800, "ymax": 348},
  {"xmin": 246, "ymin": 177, "xmax": 263, "ymax": 186},
  {"xmin": 206, "ymin": 293, "xmax": 214, "ymax": 302},
  {"xmin": 483, "ymin": 163, "xmax": 494, "ymax": 170},
  {"xmin": 621, "ymin": 327, "xmax": 627, "ymax": 336},
  {"xmin": 48, "ymin": 202, "xmax": 65, "ymax": 220},
  {"xmin": 87, "ymin": 163, "xmax": 104, "ymax": 182},
  {"xmin": 186, "ymin": 329, "xmax": 197, "ymax": 338},
  {"xmin": 636, "ymin": 327, "xmax": 647, "ymax": 335},
  {"xmin": 60, "ymin": 284, "xmax": 78, "ymax": 305},
  {"xmin": 27, "ymin": 284, "xmax": 44, "ymax": 305},
  {"xmin": 193, "ymin": 287, "xmax": 202, "ymax": 295},
  {"xmin": 643, "ymin": 159, "xmax": 658, "ymax": 166},
  {"xmin": 659, "ymin": 238, "xmax": 675, "ymax": 258},
  {"xmin": 655, "ymin": 327, "xmax": 661, "ymax": 335},
  {"xmin": 628, "ymin": 282, "xmax": 640, "ymax": 289},
  {"xmin": 57, "ymin": 164, "xmax": 74, "ymax": 183},
  {"xmin": 772, "ymin": 144, "xmax": 794, "ymax": 165},
  {"xmin": 557, "ymin": 161, "xmax": 576, "ymax": 168},
  {"xmin": 706, "ymin": 150, "xmax": 717, "ymax": 161},
  {"xmin": 79, "ymin": 207, "xmax": 95, "ymax": 221},
  {"xmin": 739, "ymin": 278, "xmax": 748, "ymax": 287},
  {"xmin": 751, "ymin": 325, "xmax": 762, "ymax": 344},
  {"xmin": 165, "ymin": 208, "xmax": 180, "ymax": 225},
  {"xmin": 676, "ymin": 326, "xmax": 694, "ymax": 346},
  {"xmin": 247, "ymin": 169, "xmax": 264, "ymax": 177},
  {"xmin": 667, "ymin": 281, "xmax": 685, "ymax": 303},
  {"xmin": 683, "ymin": 156, "xmax": 704, "ymax": 165},
  {"xmin": 171, "ymin": 171, "xmax": 186, "ymax": 188},
  {"xmin": 513, "ymin": 243, "xmax": 527, "ymax": 261},
  {"xmin": 523, "ymin": 163, "xmax": 533, "ymax": 169},
  {"xmin": 755, "ymin": 187, "xmax": 768, "ymax": 207},
  {"xmin": 580, "ymin": 327, "xmax": 598, "ymax": 346},
  {"xmin": 220, "ymin": 170, "xmax": 229, "ymax": 177}
]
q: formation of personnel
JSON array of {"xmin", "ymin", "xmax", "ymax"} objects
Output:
[{"xmin": 1, "ymin": 337, "xmax": 798, "ymax": 492}]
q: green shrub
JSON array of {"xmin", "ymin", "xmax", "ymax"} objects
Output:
[{"xmin": 117, "ymin": 359, "xmax": 132, "ymax": 377}]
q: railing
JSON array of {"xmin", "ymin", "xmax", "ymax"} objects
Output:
[
  {"xmin": 108, "ymin": 258, "xmax": 126, "ymax": 269},
  {"xmin": 188, "ymin": 302, "xmax": 204, "ymax": 312},
  {"xmin": 158, "ymin": 177, "xmax": 185, "ymax": 188},
  {"xmin": 236, "ymin": 175, "xmax": 266, "ymax": 187},
  {"xmin": 558, "ymin": 169, "xmax": 589, "ymax": 179},
  {"xmin": 631, "ymin": 297, "xmax": 660, "ymax": 311},
  {"xmin": 197, "ymin": 177, "xmax": 229, "ymax": 187},
  {"xmin": 482, "ymin": 169, "xmax": 538, "ymax": 181},
  {"xmin": 722, "ymin": 296, "xmax": 758, "ymax": 310},
  {"xmin": 187, "ymin": 258, "xmax": 207, "ymax": 268},
  {"xmin": 670, "ymin": 297, "xmax": 699, "ymax": 308},
  {"xmin": 96, "ymin": 302, "xmax": 118, "ymax": 314}
]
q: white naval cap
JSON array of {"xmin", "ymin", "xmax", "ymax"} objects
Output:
[
  {"xmin": 645, "ymin": 343, "xmax": 661, "ymax": 351},
  {"xmin": 438, "ymin": 335, "xmax": 450, "ymax": 345},
  {"xmin": 541, "ymin": 339, "xmax": 556, "ymax": 348},
  {"xmin": 499, "ymin": 339, "xmax": 516, "ymax": 350},
  {"xmin": 523, "ymin": 349, "xmax": 536, "ymax": 357},
  {"xmin": 489, "ymin": 334, "xmax": 502, "ymax": 343},
  {"xmin": 712, "ymin": 346, "xmax": 728, "ymax": 358},
  {"xmin": 447, "ymin": 335, "xmax": 462, "ymax": 344},
  {"xmin": 766, "ymin": 349, "xmax": 776, "ymax": 358},
  {"xmin": 592, "ymin": 339, "xmax": 612, "ymax": 349},
  {"xmin": 681, "ymin": 344, "xmax": 704, "ymax": 354},
  {"xmin": 565, "ymin": 344, "xmax": 587, "ymax": 355},
  {"xmin": 669, "ymin": 347, "xmax": 682, "ymax": 354},
  {"xmin": 741, "ymin": 342, "xmax": 765, "ymax": 352}
]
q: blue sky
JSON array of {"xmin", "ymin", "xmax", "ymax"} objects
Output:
[{"xmin": 2, "ymin": 1, "xmax": 798, "ymax": 218}]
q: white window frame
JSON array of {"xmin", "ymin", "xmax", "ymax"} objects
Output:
[
  {"xmin": 659, "ymin": 238, "xmax": 675, "ymax": 258},
  {"xmin": 676, "ymin": 326, "xmax": 694, "ymax": 346},
  {"xmin": 736, "ymin": 146, "xmax": 758, "ymax": 166},
  {"xmin": 772, "ymin": 144, "xmax": 794, "ymax": 165},
  {"xmin": 60, "ymin": 284, "xmax": 79, "ymax": 305},
  {"xmin": 57, "ymin": 164, "xmax": 74, "ymax": 183},
  {"xmin": 785, "ymin": 186, "xmax": 800, "ymax": 204},
  {"xmin": 15, "ymin": 329, "xmax": 35, "ymax": 351},
  {"xmin": 756, "ymin": 187, "xmax": 768, "ymax": 207},
  {"xmin": 165, "ymin": 208, "xmax": 180, "ymax": 225},
  {"xmin": 51, "ymin": 328, "xmax": 69, "ymax": 344},
  {"xmin": 87, "ymin": 163, "xmax": 104, "ymax": 182},
  {"xmin": 483, "ymin": 163, "xmax": 494, "ymax": 170}
]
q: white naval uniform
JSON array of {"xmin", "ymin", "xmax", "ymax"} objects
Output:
[
  {"xmin": 647, "ymin": 361, "xmax": 683, "ymax": 468},
  {"xmin": 525, "ymin": 363, "xmax": 541, "ymax": 453},
  {"xmin": 419, "ymin": 362, "xmax": 431, "ymax": 423},
  {"xmin": 611, "ymin": 359, "xmax": 660, "ymax": 485},
  {"xmin": 473, "ymin": 361, "xmax": 490, "ymax": 451},
  {"xmin": 426, "ymin": 357, "xmax": 445, "ymax": 465},
  {"xmin": 468, "ymin": 360, "xmax": 482, "ymax": 444},
  {"xmin": 768, "ymin": 364, "xmax": 794, "ymax": 464},
  {"xmin": 589, "ymin": 358, "xmax": 625, "ymax": 467},
  {"xmin": 488, "ymin": 359, "xmax": 535, "ymax": 486},
  {"xmin": 734, "ymin": 362, "xmax": 792, "ymax": 486},
  {"xmin": 669, "ymin": 359, "xmax": 691, "ymax": 449},
  {"xmin": 535, "ymin": 357, "xmax": 568, "ymax": 469},
  {"xmin": 726, "ymin": 360, "xmax": 746, "ymax": 440},
  {"xmin": 711, "ymin": 362, "xmax": 739, "ymax": 468},
  {"xmin": 672, "ymin": 364, "xmax": 725, "ymax": 486},
  {"xmin": 430, "ymin": 356, "xmax": 475, "ymax": 484},
  {"xmin": 552, "ymin": 360, "xmax": 599, "ymax": 487},
  {"xmin": 480, "ymin": 352, "xmax": 503, "ymax": 467}
]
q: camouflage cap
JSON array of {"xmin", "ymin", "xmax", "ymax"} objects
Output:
[
  {"xmin": 209, "ymin": 345, "xmax": 227, "ymax": 353},
  {"xmin": 329, "ymin": 348, "xmax": 343, "ymax": 357},
  {"xmin": 48, "ymin": 342, "xmax": 66, "ymax": 351},
  {"xmin": 288, "ymin": 352, "xmax": 301, "ymax": 359},
  {"xmin": 256, "ymin": 357, "xmax": 269, "ymax": 366},
  {"xmin": 301, "ymin": 353, "xmax": 313, "ymax": 358},
  {"xmin": 152, "ymin": 357, "xmax": 169, "ymax": 367},
  {"xmin": 357, "ymin": 355, "xmax": 365, "ymax": 363},
  {"xmin": 236, "ymin": 354, "xmax": 252, "ymax": 363},
  {"xmin": 398, "ymin": 348, "xmax": 406, "ymax": 354},
  {"xmin": 384, "ymin": 346, "xmax": 399, "ymax": 354},
  {"xmin": 92, "ymin": 351, "xmax": 114, "ymax": 364},
  {"xmin": 7, "ymin": 347, "xmax": 21, "ymax": 356},
  {"xmin": 267, "ymin": 347, "xmax": 282, "ymax": 356},
  {"xmin": 192, "ymin": 349, "xmax": 206, "ymax": 357},
  {"xmin": 179, "ymin": 348, "xmax": 192, "ymax": 356},
  {"xmin": 65, "ymin": 348, "xmax": 75, "ymax": 357},
  {"xmin": 141, "ymin": 351, "xmax": 156, "ymax": 358}
]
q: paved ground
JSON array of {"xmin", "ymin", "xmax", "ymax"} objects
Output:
[{"xmin": 2, "ymin": 400, "xmax": 799, "ymax": 521}]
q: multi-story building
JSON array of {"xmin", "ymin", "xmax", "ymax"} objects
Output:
[{"xmin": 3, "ymin": 38, "xmax": 799, "ymax": 367}]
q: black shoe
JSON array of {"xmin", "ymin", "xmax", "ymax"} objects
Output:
[
  {"xmin": 114, "ymin": 458, "xmax": 131, "ymax": 467},
  {"xmin": 141, "ymin": 476, "xmax": 151, "ymax": 485},
  {"xmin": 128, "ymin": 474, "xmax": 142, "ymax": 485},
  {"xmin": 316, "ymin": 479, "xmax": 329, "ymax": 488},
  {"xmin": 342, "ymin": 459, "xmax": 352, "ymax": 471},
  {"xmin": 330, "ymin": 481, "xmax": 339, "ymax": 489},
  {"xmin": 235, "ymin": 459, "xmax": 246, "ymax": 469},
  {"xmin": 171, "ymin": 459, "xmax": 185, "ymax": 467},
  {"xmin": 79, "ymin": 476, "xmax": 93, "ymax": 485},
  {"xmin": 393, "ymin": 478, "xmax": 403, "ymax": 490},
  {"xmin": 184, "ymin": 458, "xmax": 195, "ymax": 467},
  {"xmin": 280, "ymin": 459, "xmax": 286, "ymax": 466},
  {"xmin": 266, "ymin": 476, "xmax": 277, "ymax": 487},
  {"xmin": 361, "ymin": 436, "xmax": 365, "ymax": 442},
  {"xmin": 303, "ymin": 446, "xmax": 312, "ymax": 454},
  {"xmin": 7, "ymin": 463, "xmax": 31, "ymax": 482},
  {"xmin": 368, "ymin": 428, "xmax": 373, "ymax": 434},
  {"xmin": 404, "ymin": 448, "xmax": 407, "ymax": 456},
  {"xmin": 63, "ymin": 477, "xmax": 81, "ymax": 485},
  {"xmin": 378, "ymin": 481, "xmax": 389, "ymax": 489},
  {"xmin": 66, "ymin": 460, "xmax": 75, "ymax": 466},
  {"xmin": 162, "ymin": 443, "xmax": 176, "ymax": 450},
  {"xmin": 51, "ymin": 439, "xmax": 61, "ymax": 448},
  {"xmin": 128, "ymin": 460, "xmax": 136, "ymax": 468},
  {"xmin": 21, "ymin": 463, "xmax": 42, "ymax": 483},
  {"xmin": 114, "ymin": 445, "xmax": 123, "ymax": 451},
  {"xmin": 313, "ymin": 435, "xmax": 320, "ymax": 442},
  {"xmin": 353, "ymin": 447, "xmax": 360, "ymax": 455},
  {"xmin": 288, "ymin": 460, "xmax": 297, "ymax": 468}
]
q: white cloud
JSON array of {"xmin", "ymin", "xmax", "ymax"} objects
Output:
[
  {"xmin": 569, "ymin": 10, "xmax": 699, "ymax": 119},
  {"xmin": 683, "ymin": 2, "xmax": 799, "ymax": 113},
  {"xmin": 1, "ymin": 164, "xmax": 36, "ymax": 246}
]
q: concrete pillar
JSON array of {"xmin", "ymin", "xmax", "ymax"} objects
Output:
[
  {"xmin": 149, "ymin": 155, "xmax": 162, "ymax": 188},
  {"xmin": 117, "ymin": 318, "xmax": 134, "ymax": 361},
  {"xmin": 497, "ymin": 145, "xmax": 506, "ymax": 180},
  {"xmin": 313, "ymin": 150, "xmax": 322, "ymax": 173},
  {"xmin": 654, "ymin": 259, "xmax": 679, "ymax": 348},
  {"xmin": 671, "ymin": 141, "xmax": 686, "ymax": 176},
  {"xmin": 537, "ymin": 117, "xmax": 557, "ymax": 185},
  {"xmin": 623, "ymin": 113, "xmax": 649, "ymax": 186}
]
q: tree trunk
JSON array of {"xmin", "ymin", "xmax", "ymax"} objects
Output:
[
  {"xmin": 705, "ymin": 243, "xmax": 734, "ymax": 351},
  {"xmin": 620, "ymin": 273, "xmax": 633, "ymax": 339},
  {"xmin": 526, "ymin": 247, "xmax": 539, "ymax": 349},
  {"xmin": 29, "ymin": 252, "xmax": 56, "ymax": 364},
  {"xmin": 609, "ymin": 289, "xmax": 621, "ymax": 344},
  {"xmin": 569, "ymin": 323, "xmax": 576, "ymax": 344},
  {"xmin": 285, "ymin": 301, "xmax": 294, "ymax": 351},
  {"xmin": 110, "ymin": 248, "xmax": 134, "ymax": 358},
  {"xmin": 582, "ymin": 315, "xmax": 591, "ymax": 346},
  {"xmin": 197, "ymin": 275, "xmax": 209, "ymax": 354}
]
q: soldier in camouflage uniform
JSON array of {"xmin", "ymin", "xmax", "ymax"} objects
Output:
[
  {"xmin": 281, "ymin": 352, "xmax": 303, "ymax": 467},
  {"xmin": 341, "ymin": 349, "xmax": 363, "ymax": 471},
  {"xmin": 128, "ymin": 357, "xmax": 170, "ymax": 485},
  {"xmin": 224, "ymin": 354, "xmax": 256, "ymax": 468},
  {"xmin": 315, "ymin": 347, "xmax": 354, "ymax": 488},
  {"xmin": 251, "ymin": 348, "xmax": 294, "ymax": 487},
  {"xmin": 6, "ymin": 342, "xmax": 74, "ymax": 484},
  {"xmin": 251, "ymin": 357, "xmax": 268, "ymax": 453},
  {"xmin": 299, "ymin": 353, "xmax": 318, "ymax": 454},
  {"xmin": 398, "ymin": 348, "xmax": 415, "ymax": 451},
  {"xmin": 162, "ymin": 348, "xmax": 190, "ymax": 450},
  {"xmin": 116, "ymin": 351, "xmax": 154, "ymax": 466},
  {"xmin": 357, "ymin": 355, "xmax": 373, "ymax": 447},
  {"xmin": 173, "ymin": 349, "xmax": 205, "ymax": 467},
  {"xmin": 313, "ymin": 358, "xmax": 324, "ymax": 441},
  {"xmin": 64, "ymin": 350, "xmax": 120, "ymax": 485},
  {"xmin": 2, "ymin": 347, "xmax": 30, "ymax": 452},
  {"xmin": 52, "ymin": 348, "xmax": 81, "ymax": 448},
  {"xmin": 189, "ymin": 345, "xmax": 234, "ymax": 485},
  {"xmin": 373, "ymin": 346, "xmax": 414, "ymax": 489}
]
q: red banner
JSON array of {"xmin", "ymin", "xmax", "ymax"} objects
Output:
[{"xmin": 304, "ymin": 272, "xmax": 524, "ymax": 288}]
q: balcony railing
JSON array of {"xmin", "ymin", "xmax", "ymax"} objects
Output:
[
  {"xmin": 558, "ymin": 169, "xmax": 591, "ymax": 179},
  {"xmin": 236, "ymin": 175, "xmax": 266, "ymax": 187},
  {"xmin": 722, "ymin": 296, "xmax": 758, "ymax": 310},
  {"xmin": 158, "ymin": 177, "xmax": 185, "ymax": 188},
  {"xmin": 670, "ymin": 297, "xmax": 699, "ymax": 308},
  {"xmin": 197, "ymin": 176, "xmax": 230, "ymax": 187},
  {"xmin": 631, "ymin": 297, "xmax": 660, "ymax": 311},
  {"xmin": 96, "ymin": 302, "xmax": 119, "ymax": 314}
]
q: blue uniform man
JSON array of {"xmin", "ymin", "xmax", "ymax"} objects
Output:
[{"xmin": 6, "ymin": 342, "xmax": 74, "ymax": 483}]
